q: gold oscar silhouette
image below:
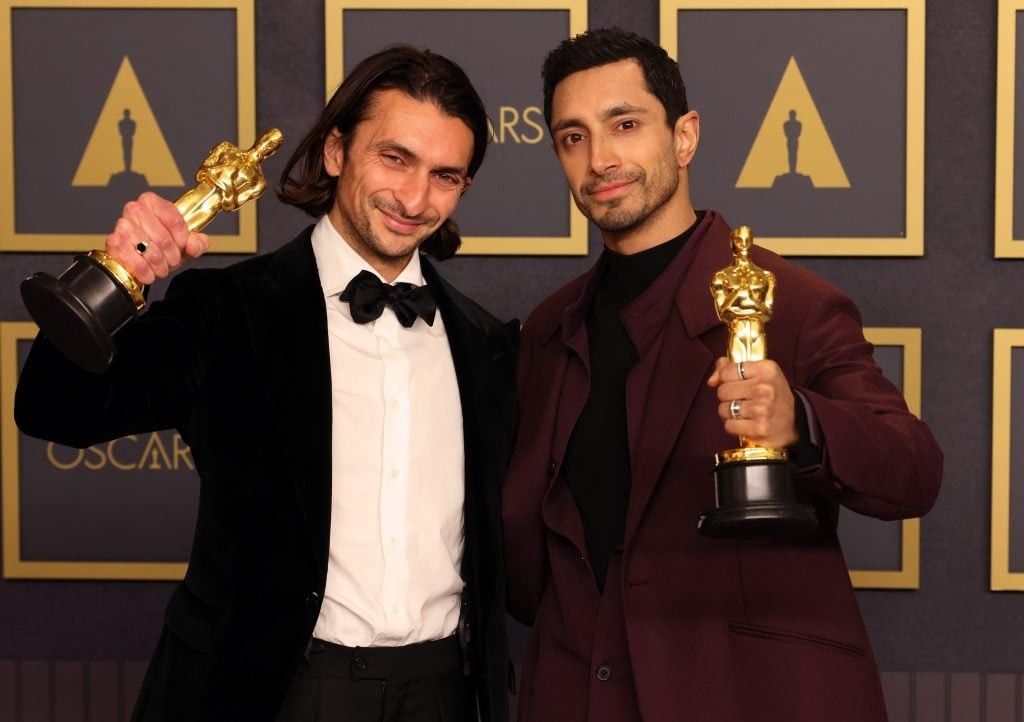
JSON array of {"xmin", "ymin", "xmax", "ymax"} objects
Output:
[
  {"xmin": 21, "ymin": 129, "xmax": 284, "ymax": 374},
  {"xmin": 697, "ymin": 225, "xmax": 818, "ymax": 538}
]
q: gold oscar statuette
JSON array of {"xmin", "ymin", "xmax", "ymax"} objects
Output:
[
  {"xmin": 696, "ymin": 226, "xmax": 818, "ymax": 539},
  {"xmin": 21, "ymin": 129, "xmax": 284, "ymax": 374}
]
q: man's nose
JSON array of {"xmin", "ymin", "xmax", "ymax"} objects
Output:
[
  {"xmin": 588, "ymin": 135, "xmax": 620, "ymax": 176},
  {"xmin": 393, "ymin": 172, "xmax": 430, "ymax": 217}
]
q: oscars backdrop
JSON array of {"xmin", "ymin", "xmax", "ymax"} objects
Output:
[{"xmin": 0, "ymin": 0, "xmax": 1019, "ymax": 720}]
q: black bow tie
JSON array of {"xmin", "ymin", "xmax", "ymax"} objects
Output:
[{"xmin": 340, "ymin": 270, "xmax": 437, "ymax": 328}]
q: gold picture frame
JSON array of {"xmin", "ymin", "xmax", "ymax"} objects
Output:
[
  {"xmin": 991, "ymin": 329, "xmax": 1024, "ymax": 590},
  {"xmin": 0, "ymin": 0, "xmax": 257, "ymax": 253},
  {"xmin": 848, "ymin": 327, "xmax": 922, "ymax": 589},
  {"xmin": 996, "ymin": 0, "xmax": 1024, "ymax": 257},
  {"xmin": 2, "ymin": 322, "xmax": 188, "ymax": 579},
  {"xmin": 661, "ymin": 0, "xmax": 924, "ymax": 256},
  {"xmin": 325, "ymin": 0, "xmax": 589, "ymax": 255}
]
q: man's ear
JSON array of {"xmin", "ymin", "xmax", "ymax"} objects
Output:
[
  {"xmin": 674, "ymin": 110, "xmax": 700, "ymax": 169},
  {"xmin": 323, "ymin": 128, "xmax": 344, "ymax": 177},
  {"xmin": 460, "ymin": 176, "xmax": 473, "ymax": 196}
]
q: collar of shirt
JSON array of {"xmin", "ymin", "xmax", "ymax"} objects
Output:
[
  {"xmin": 311, "ymin": 215, "xmax": 426, "ymax": 297},
  {"xmin": 311, "ymin": 215, "xmax": 442, "ymax": 335}
]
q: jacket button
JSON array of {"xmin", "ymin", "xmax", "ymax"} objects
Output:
[
  {"xmin": 353, "ymin": 656, "xmax": 368, "ymax": 671},
  {"xmin": 305, "ymin": 591, "xmax": 320, "ymax": 606},
  {"xmin": 596, "ymin": 665, "xmax": 612, "ymax": 681}
]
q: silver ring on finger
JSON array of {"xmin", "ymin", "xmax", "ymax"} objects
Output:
[
  {"xmin": 136, "ymin": 240, "xmax": 150, "ymax": 254},
  {"xmin": 729, "ymin": 399, "xmax": 742, "ymax": 420},
  {"xmin": 737, "ymin": 361, "xmax": 746, "ymax": 380}
]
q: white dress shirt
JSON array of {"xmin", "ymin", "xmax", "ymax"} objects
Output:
[{"xmin": 310, "ymin": 215, "xmax": 465, "ymax": 647}]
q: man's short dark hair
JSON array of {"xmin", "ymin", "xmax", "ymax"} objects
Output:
[
  {"xmin": 278, "ymin": 45, "xmax": 488, "ymax": 260},
  {"xmin": 542, "ymin": 28, "xmax": 688, "ymax": 130}
]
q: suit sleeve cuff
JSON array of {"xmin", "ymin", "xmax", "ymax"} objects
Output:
[{"xmin": 789, "ymin": 389, "xmax": 825, "ymax": 474}]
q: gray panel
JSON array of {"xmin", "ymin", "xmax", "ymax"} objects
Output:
[
  {"xmin": 16, "ymin": 340, "xmax": 199, "ymax": 562},
  {"xmin": 0, "ymin": 661, "xmax": 14, "ymax": 722},
  {"xmin": 881, "ymin": 671, "xmax": 911, "ymax": 722},
  {"xmin": 677, "ymin": 10, "xmax": 906, "ymax": 238},
  {"xmin": 836, "ymin": 344, "xmax": 903, "ymax": 570},
  {"xmin": 950, "ymin": 672, "xmax": 981, "ymax": 722},
  {"xmin": 11, "ymin": 8, "xmax": 240, "ymax": 236},
  {"xmin": 19, "ymin": 660, "xmax": 49, "ymax": 722},
  {"xmin": 87, "ymin": 662, "xmax": 119, "ymax": 722},
  {"xmin": 53, "ymin": 661, "xmax": 84, "ymax": 722},
  {"xmin": 341, "ymin": 10, "xmax": 571, "ymax": 239},
  {"xmin": 123, "ymin": 661, "xmax": 148, "ymax": 720},
  {"xmin": 1011, "ymin": 348, "xmax": 1024, "ymax": 571},
  {"xmin": 914, "ymin": 672, "xmax": 946, "ymax": 721},
  {"xmin": 985, "ymin": 673, "xmax": 1018, "ymax": 722}
]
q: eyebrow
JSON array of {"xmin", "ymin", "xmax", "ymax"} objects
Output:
[
  {"xmin": 550, "ymin": 103, "xmax": 650, "ymax": 134},
  {"xmin": 375, "ymin": 139, "xmax": 468, "ymax": 177}
]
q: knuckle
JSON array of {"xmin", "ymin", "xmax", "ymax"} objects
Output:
[{"xmin": 152, "ymin": 229, "xmax": 174, "ymax": 249}]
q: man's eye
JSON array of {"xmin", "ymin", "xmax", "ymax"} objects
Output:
[
  {"xmin": 435, "ymin": 173, "xmax": 460, "ymax": 188},
  {"xmin": 562, "ymin": 133, "xmax": 584, "ymax": 146},
  {"xmin": 619, "ymin": 120, "xmax": 638, "ymax": 131},
  {"xmin": 382, "ymin": 153, "xmax": 404, "ymax": 165}
]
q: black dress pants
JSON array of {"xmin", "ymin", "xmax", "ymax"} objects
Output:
[{"xmin": 275, "ymin": 636, "xmax": 474, "ymax": 722}]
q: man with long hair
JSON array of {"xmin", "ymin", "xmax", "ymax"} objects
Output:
[
  {"xmin": 17, "ymin": 45, "xmax": 516, "ymax": 722},
  {"xmin": 502, "ymin": 28, "xmax": 942, "ymax": 721}
]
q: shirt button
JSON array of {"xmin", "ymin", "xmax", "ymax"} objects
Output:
[
  {"xmin": 595, "ymin": 665, "xmax": 612, "ymax": 681},
  {"xmin": 391, "ymin": 399, "xmax": 401, "ymax": 410},
  {"xmin": 391, "ymin": 605, "xmax": 400, "ymax": 615},
  {"xmin": 391, "ymin": 537, "xmax": 400, "ymax": 546},
  {"xmin": 391, "ymin": 468, "xmax": 400, "ymax": 479}
]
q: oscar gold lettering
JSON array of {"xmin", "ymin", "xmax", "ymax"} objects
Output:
[
  {"xmin": 521, "ymin": 106, "xmax": 545, "ymax": 144},
  {"xmin": 107, "ymin": 435, "xmax": 138, "ymax": 471},
  {"xmin": 172, "ymin": 434, "xmax": 194, "ymax": 471},
  {"xmin": 499, "ymin": 107, "xmax": 521, "ymax": 144},
  {"xmin": 46, "ymin": 443, "xmax": 83, "ymax": 470},
  {"xmin": 83, "ymin": 445, "xmax": 106, "ymax": 471},
  {"xmin": 140, "ymin": 433, "xmax": 172, "ymax": 470}
]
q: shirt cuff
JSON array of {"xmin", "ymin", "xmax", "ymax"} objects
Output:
[{"xmin": 789, "ymin": 389, "xmax": 824, "ymax": 472}]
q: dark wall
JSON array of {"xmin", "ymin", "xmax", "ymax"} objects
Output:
[{"xmin": 0, "ymin": 0, "xmax": 1018, "ymax": 719}]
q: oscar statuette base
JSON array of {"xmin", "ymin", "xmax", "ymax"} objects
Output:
[
  {"xmin": 697, "ymin": 455, "xmax": 818, "ymax": 539},
  {"xmin": 20, "ymin": 253, "xmax": 141, "ymax": 374}
]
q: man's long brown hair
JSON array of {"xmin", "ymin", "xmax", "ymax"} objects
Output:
[{"xmin": 278, "ymin": 45, "xmax": 488, "ymax": 260}]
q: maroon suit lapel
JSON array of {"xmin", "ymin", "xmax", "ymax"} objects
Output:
[
  {"xmin": 622, "ymin": 212, "xmax": 735, "ymax": 549},
  {"xmin": 540, "ymin": 267, "xmax": 599, "ymax": 554},
  {"xmin": 623, "ymin": 314, "xmax": 715, "ymax": 548}
]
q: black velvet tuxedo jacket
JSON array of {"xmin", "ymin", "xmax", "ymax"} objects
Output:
[{"xmin": 15, "ymin": 227, "xmax": 519, "ymax": 722}]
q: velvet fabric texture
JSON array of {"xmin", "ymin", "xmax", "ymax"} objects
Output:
[
  {"xmin": 502, "ymin": 211, "xmax": 943, "ymax": 722},
  {"xmin": 16, "ymin": 226, "xmax": 518, "ymax": 722}
]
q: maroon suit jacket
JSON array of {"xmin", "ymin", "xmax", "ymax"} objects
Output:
[{"xmin": 502, "ymin": 212, "xmax": 942, "ymax": 722}]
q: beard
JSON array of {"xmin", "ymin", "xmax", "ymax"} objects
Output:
[
  {"xmin": 346, "ymin": 193, "xmax": 441, "ymax": 260},
  {"xmin": 573, "ymin": 155, "xmax": 680, "ymax": 234}
]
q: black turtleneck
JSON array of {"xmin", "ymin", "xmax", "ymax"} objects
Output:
[{"xmin": 563, "ymin": 212, "xmax": 704, "ymax": 591}]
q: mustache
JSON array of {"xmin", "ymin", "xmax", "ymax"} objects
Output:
[
  {"xmin": 581, "ymin": 169, "xmax": 645, "ymax": 196},
  {"xmin": 372, "ymin": 197, "xmax": 437, "ymax": 225}
]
